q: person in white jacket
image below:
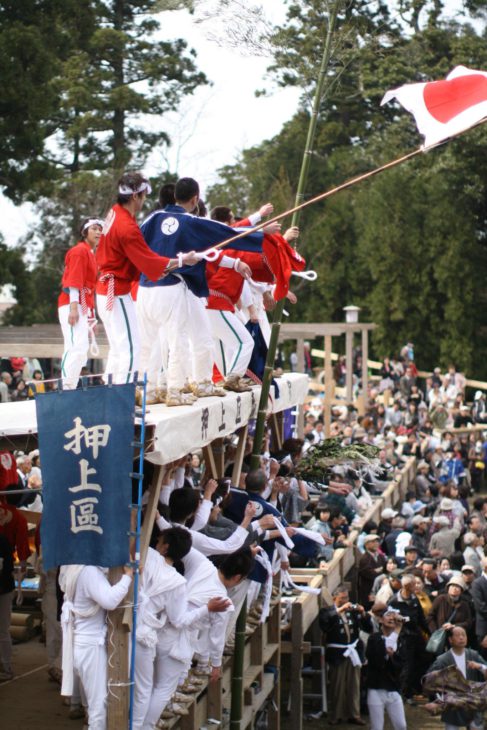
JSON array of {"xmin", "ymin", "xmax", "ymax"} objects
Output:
[
  {"xmin": 59, "ymin": 563, "xmax": 133, "ymax": 730},
  {"xmin": 132, "ymin": 527, "xmax": 229, "ymax": 730}
]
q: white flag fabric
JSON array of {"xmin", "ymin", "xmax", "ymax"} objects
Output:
[{"xmin": 381, "ymin": 65, "xmax": 487, "ymax": 148}]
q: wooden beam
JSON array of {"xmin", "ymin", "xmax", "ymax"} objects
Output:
[
  {"xmin": 270, "ymin": 412, "xmax": 283, "ymax": 452},
  {"xmin": 139, "ymin": 465, "xmax": 166, "ymax": 566},
  {"xmin": 107, "ymin": 566, "xmax": 129, "ymax": 730},
  {"xmin": 203, "ymin": 444, "xmax": 218, "ymax": 479},
  {"xmin": 211, "ymin": 438, "xmax": 225, "ymax": 479},
  {"xmin": 345, "ymin": 329, "xmax": 353, "ymax": 403},
  {"xmin": 123, "ymin": 464, "xmax": 166, "ymax": 629},
  {"xmin": 231, "ymin": 425, "xmax": 248, "ymax": 487},
  {"xmin": 324, "ymin": 335, "xmax": 333, "ymax": 438},
  {"xmin": 296, "ymin": 336, "xmax": 305, "ymax": 439},
  {"xmin": 290, "ymin": 600, "xmax": 304, "ymax": 730},
  {"xmin": 362, "ymin": 328, "xmax": 369, "ymax": 405}
]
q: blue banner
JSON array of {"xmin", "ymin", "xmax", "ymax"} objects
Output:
[{"xmin": 37, "ymin": 384, "xmax": 135, "ymax": 570}]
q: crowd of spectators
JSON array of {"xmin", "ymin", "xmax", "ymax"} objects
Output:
[{"xmin": 2, "ymin": 343, "xmax": 487, "ymax": 728}]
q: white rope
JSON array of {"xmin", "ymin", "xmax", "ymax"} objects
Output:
[
  {"xmin": 292, "ymin": 270, "xmax": 318, "ymax": 281},
  {"xmin": 194, "ymin": 247, "xmax": 220, "ymax": 262}
]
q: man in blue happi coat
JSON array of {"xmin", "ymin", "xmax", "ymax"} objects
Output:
[{"xmin": 137, "ymin": 177, "xmax": 263, "ymax": 406}]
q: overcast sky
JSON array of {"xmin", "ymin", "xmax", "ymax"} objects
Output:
[{"xmin": 0, "ymin": 0, "xmax": 474, "ymax": 248}]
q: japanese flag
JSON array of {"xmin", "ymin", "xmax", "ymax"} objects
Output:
[{"xmin": 381, "ymin": 66, "xmax": 487, "ymax": 149}]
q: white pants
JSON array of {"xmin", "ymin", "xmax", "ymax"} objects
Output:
[
  {"xmin": 59, "ymin": 305, "xmax": 89, "ymax": 389},
  {"xmin": 137, "ymin": 285, "xmax": 214, "ymax": 389},
  {"xmin": 73, "ymin": 638, "xmax": 107, "ymax": 730},
  {"xmin": 144, "ymin": 647, "xmax": 186, "ymax": 729},
  {"xmin": 42, "ymin": 569, "xmax": 62, "ymax": 669},
  {"xmin": 132, "ymin": 642, "xmax": 156, "ymax": 730},
  {"xmin": 136, "ymin": 284, "xmax": 190, "ymax": 390},
  {"xmin": 207, "ymin": 308, "xmax": 254, "ymax": 378},
  {"xmin": 367, "ymin": 689, "xmax": 407, "ymax": 730},
  {"xmin": 0, "ymin": 591, "xmax": 13, "ymax": 673},
  {"xmin": 186, "ymin": 292, "xmax": 216, "ymax": 383},
  {"xmin": 97, "ymin": 293, "xmax": 140, "ymax": 385}
]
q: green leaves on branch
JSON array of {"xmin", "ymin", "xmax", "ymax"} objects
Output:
[{"xmin": 295, "ymin": 438, "xmax": 380, "ymax": 482}]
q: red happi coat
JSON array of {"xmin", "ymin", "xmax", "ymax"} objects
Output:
[
  {"xmin": 95, "ymin": 205, "xmax": 169, "ymax": 296},
  {"xmin": 58, "ymin": 241, "xmax": 97, "ymax": 310}
]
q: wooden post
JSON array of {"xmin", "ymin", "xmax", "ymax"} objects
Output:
[
  {"xmin": 270, "ymin": 412, "xmax": 283, "ymax": 452},
  {"xmin": 231, "ymin": 425, "xmax": 248, "ymax": 487},
  {"xmin": 290, "ymin": 600, "xmax": 304, "ymax": 730},
  {"xmin": 297, "ymin": 337, "xmax": 305, "ymax": 373},
  {"xmin": 140, "ymin": 465, "xmax": 166, "ymax": 565},
  {"xmin": 296, "ymin": 336, "xmax": 306, "ymax": 439},
  {"xmin": 324, "ymin": 335, "xmax": 333, "ymax": 438},
  {"xmin": 345, "ymin": 328, "xmax": 353, "ymax": 403},
  {"xmin": 123, "ymin": 464, "xmax": 166, "ymax": 628},
  {"xmin": 203, "ymin": 444, "xmax": 218, "ymax": 479},
  {"xmin": 211, "ymin": 437, "xmax": 225, "ymax": 478},
  {"xmin": 362, "ymin": 328, "xmax": 369, "ymax": 407},
  {"xmin": 107, "ymin": 567, "xmax": 129, "ymax": 730}
]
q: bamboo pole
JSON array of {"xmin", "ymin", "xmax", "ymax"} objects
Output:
[
  {"xmin": 250, "ymin": 1, "xmax": 342, "ymax": 467},
  {"xmin": 166, "ymin": 146, "xmax": 424, "ymax": 276},
  {"xmin": 229, "ymin": 598, "xmax": 247, "ymax": 730}
]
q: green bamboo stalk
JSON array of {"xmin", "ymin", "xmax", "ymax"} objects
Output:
[
  {"xmin": 251, "ymin": 1, "xmax": 341, "ymax": 469},
  {"xmin": 229, "ymin": 597, "xmax": 247, "ymax": 730}
]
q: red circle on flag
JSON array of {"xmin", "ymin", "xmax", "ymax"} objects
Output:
[{"xmin": 423, "ymin": 74, "xmax": 487, "ymax": 123}]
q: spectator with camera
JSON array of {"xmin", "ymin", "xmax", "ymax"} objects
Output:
[
  {"xmin": 319, "ymin": 584, "xmax": 371, "ymax": 725},
  {"xmin": 365, "ymin": 608, "xmax": 408, "ymax": 730},
  {"xmin": 388, "ymin": 574, "xmax": 430, "ymax": 701}
]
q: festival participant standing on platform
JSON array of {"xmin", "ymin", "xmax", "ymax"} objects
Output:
[
  {"xmin": 96, "ymin": 172, "xmax": 199, "ymax": 385},
  {"xmin": 204, "ymin": 246, "xmax": 275, "ymax": 392},
  {"xmin": 58, "ymin": 218, "xmax": 103, "ymax": 389},
  {"xmin": 59, "ymin": 563, "xmax": 133, "ymax": 730},
  {"xmin": 138, "ymin": 177, "xmax": 263, "ymax": 405}
]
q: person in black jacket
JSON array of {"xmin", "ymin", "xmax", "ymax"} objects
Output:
[
  {"xmin": 388, "ymin": 573, "xmax": 430, "ymax": 700},
  {"xmin": 366, "ymin": 609, "xmax": 408, "ymax": 730},
  {"xmin": 319, "ymin": 584, "xmax": 371, "ymax": 725}
]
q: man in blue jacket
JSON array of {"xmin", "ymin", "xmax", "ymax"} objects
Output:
[{"xmin": 138, "ymin": 177, "xmax": 263, "ymax": 406}]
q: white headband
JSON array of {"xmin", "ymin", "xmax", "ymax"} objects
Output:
[
  {"xmin": 118, "ymin": 181, "xmax": 152, "ymax": 196},
  {"xmin": 82, "ymin": 218, "xmax": 104, "ymax": 233}
]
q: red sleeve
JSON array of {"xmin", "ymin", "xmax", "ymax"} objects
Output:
[
  {"xmin": 13, "ymin": 510, "xmax": 31, "ymax": 561},
  {"xmin": 234, "ymin": 217, "xmax": 252, "ymax": 227},
  {"xmin": 62, "ymin": 245, "xmax": 88, "ymax": 290},
  {"xmin": 124, "ymin": 219, "xmax": 170, "ymax": 282}
]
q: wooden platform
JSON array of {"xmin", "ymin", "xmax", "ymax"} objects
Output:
[{"xmin": 0, "ymin": 373, "xmax": 309, "ymax": 461}]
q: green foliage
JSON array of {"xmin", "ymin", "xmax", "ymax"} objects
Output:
[
  {"xmin": 0, "ymin": 0, "xmax": 207, "ymax": 201},
  {"xmin": 1, "ymin": 1, "xmax": 207, "ymax": 324},
  {"xmin": 208, "ymin": 1, "xmax": 487, "ymax": 377}
]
